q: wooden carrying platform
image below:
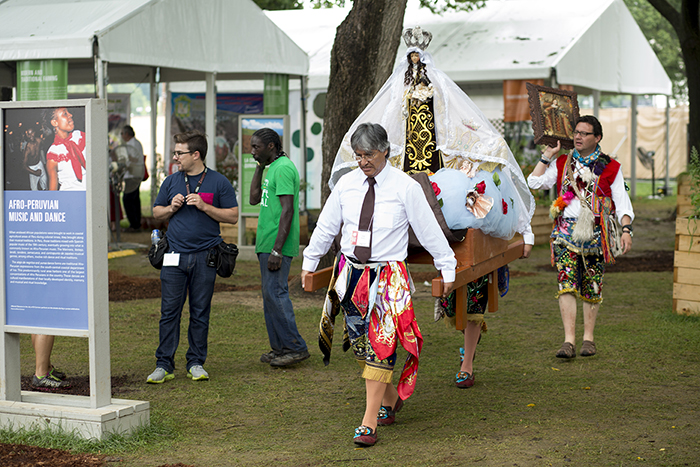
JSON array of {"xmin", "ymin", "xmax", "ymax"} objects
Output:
[{"xmin": 303, "ymin": 229, "xmax": 524, "ymax": 330}]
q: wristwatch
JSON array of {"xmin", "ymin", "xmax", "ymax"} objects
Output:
[
  {"xmin": 540, "ymin": 157, "xmax": 551, "ymax": 165},
  {"xmin": 270, "ymin": 249, "xmax": 283, "ymax": 258}
]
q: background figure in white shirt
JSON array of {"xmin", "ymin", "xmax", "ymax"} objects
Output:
[
  {"xmin": 301, "ymin": 123, "xmax": 456, "ymax": 447},
  {"xmin": 120, "ymin": 125, "xmax": 145, "ymax": 232},
  {"xmin": 528, "ymin": 115, "xmax": 634, "ymax": 359}
]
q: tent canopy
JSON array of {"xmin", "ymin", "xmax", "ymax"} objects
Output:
[
  {"xmin": 0, "ymin": 0, "xmax": 309, "ymax": 86},
  {"xmin": 267, "ymin": 0, "xmax": 670, "ymax": 95}
]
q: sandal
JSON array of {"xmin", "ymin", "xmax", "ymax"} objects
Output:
[
  {"xmin": 455, "ymin": 371, "xmax": 475, "ymax": 388},
  {"xmin": 556, "ymin": 342, "xmax": 576, "ymax": 358},
  {"xmin": 580, "ymin": 340, "xmax": 596, "ymax": 357}
]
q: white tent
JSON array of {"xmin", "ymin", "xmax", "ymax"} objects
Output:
[
  {"xmin": 264, "ymin": 0, "xmax": 673, "ymax": 207},
  {"xmin": 267, "ymin": 0, "xmax": 669, "ymax": 95},
  {"xmin": 0, "ymin": 0, "xmax": 309, "ymax": 171},
  {"xmin": 0, "ymin": 0, "xmax": 308, "ymax": 83}
]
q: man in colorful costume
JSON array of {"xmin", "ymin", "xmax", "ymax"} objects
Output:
[
  {"xmin": 528, "ymin": 115, "xmax": 634, "ymax": 358},
  {"xmin": 301, "ymin": 123, "xmax": 456, "ymax": 447}
]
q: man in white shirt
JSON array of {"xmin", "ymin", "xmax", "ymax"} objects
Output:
[
  {"xmin": 301, "ymin": 123, "xmax": 456, "ymax": 447},
  {"xmin": 528, "ymin": 115, "xmax": 633, "ymax": 359},
  {"xmin": 121, "ymin": 125, "xmax": 145, "ymax": 232}
]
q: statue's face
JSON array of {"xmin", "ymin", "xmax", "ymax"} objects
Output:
[{"xmin": 410, "ymin": 52, "xmax": 420, "ymax": 64}]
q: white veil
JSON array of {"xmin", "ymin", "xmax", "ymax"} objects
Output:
[{"xmin": 329, "ymin": 47, "xmax": 535, "ymax": 237}]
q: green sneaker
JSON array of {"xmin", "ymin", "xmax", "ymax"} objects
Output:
[
  {"xmin": 187, "ymin": 365, "xmax": 209, "ymax": 381},
  {"xmin": 147, "ymin": 367, "xmax": 174, "ymax": 384}
]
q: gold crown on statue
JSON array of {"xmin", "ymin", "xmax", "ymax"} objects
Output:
[{"xmin": 403, "ymin": 26, "xmax": 432, "ymax": 50}]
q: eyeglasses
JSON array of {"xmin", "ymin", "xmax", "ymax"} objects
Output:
[
  {"xmin": 573, "ymin": 130, "xmax": 595, "ymax": 137},
  {"xmin": 172, "ymin": 151, "xmax": 194, "ymax": 158},
  {"xmin": 354, "ymin": 151, "xmax": 380, "ymax": 162}
]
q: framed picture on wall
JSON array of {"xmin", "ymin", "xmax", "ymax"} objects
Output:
[{"xmin": 526, "ymin": 83, "xmax": 580, "ymax": 149}]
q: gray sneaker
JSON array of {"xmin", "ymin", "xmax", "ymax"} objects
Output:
[
  {"xmin": 32, "ymin": 374, "xmax": 71, "ymax": 390},
  {"xmin": 270, "ymin": 349, "xmax": 310, "ymax": 367},
  {"xmin": 187, "ymin": 365, "xmax": 209, "ymax": 381},
  {"xmin": 147, "ymin": 367, "xmax": 174, "ymax": 384},
  {"xmin": 260, "ymin": 350, "xmax": 282, "ymax": 363}
]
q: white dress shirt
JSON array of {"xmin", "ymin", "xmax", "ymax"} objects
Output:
[
  {"xmin": 302, "ymin": 164, "xmax": 457, "ymax": 282},
  {"xmin": 527, "ymin": 158, "xmax": 635, "ymax": 223}
]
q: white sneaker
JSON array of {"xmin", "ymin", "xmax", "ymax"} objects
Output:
[
  {"xmin": 147, "ymin": 367, "xmax": 174, "ymax": 384},
  {"xmin": 187, "ymin": 365, "xmax": 209, "ymax": 381}
]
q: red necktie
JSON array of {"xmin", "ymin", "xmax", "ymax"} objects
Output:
[{"xmin": 354, "ymin": 177, "xmax": 375, "ymax": 263}]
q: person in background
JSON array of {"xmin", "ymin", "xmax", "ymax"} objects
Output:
[
  {"xmin": 249, "ymin": 128, "xmax": 309, "ymax": 368},
  {"xmin": 147, "ymin": 131, "xmax": 238, "ymax": 383},
  {"xmin": 120, "ymin": 125, "xmax": 145, "ymax": 232},
  {"xmin": 528, "ymin": 115, "xmax": 633, "ymax": 358}
]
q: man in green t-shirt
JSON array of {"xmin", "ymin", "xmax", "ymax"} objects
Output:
[{"xmin": 250, "ymin": 128, "xmax": 309, "ymax": 367}]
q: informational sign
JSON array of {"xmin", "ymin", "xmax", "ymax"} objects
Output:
[
  {"xmin": 2, "ymin": 105, "xmax": 88, "ymax": 330},
  {"xmin": 16, "ymin": 60, "xmax": 68, "ymax": 101},
  {"xmin": 238, "ymin": 116, "xmax": 289, "ymax": 216},
  {"xmin": 168, "ymin": 92, "xmax": 263, "ymax": 184}
]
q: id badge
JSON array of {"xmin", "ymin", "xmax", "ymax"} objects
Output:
[
  {"xmin": 351, "ymin": 230, "xmax": 371, "ymax": 248},
  {"xmin": 163, "ymin": 252, "xmax": 180, "ymax": 267}
]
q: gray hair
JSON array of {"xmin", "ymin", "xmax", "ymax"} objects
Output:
[{"xmin": 350, "ymin": 123, "xmax": 390, "ymax": 157}]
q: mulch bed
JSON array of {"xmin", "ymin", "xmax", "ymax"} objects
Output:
[
  {"xmin": 0, "ymin": 442, "xmax": 193, "ymax": 467},
  {"xmin": 536, "ymin": 249, "xmax": 674, "ymax": 273}
]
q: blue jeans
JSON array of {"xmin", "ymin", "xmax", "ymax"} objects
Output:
[
  {"xmin": 258, "ymin": 253, "xmax": 307, "ymax": 354},
  {"xmin": 156, "ymin": 250, "xmax": 217, "ymax": 372}
]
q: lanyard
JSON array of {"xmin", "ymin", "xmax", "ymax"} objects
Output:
[{"xmin": 184, "ymin": 167, "xmax": 208, "ymax": 195}]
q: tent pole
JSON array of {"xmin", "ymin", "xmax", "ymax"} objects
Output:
[
  {"xmin": 205, "ymin": 72, "xmax": 217, "ymax": 169},
  {"xmin": 593, "ymin": 90, "xmax": 600, "ymax": 118},
  {"xmin": 630, "ymin": 94, "xmax": 637, "ymax": 198},
  {"xmin": 150, "ymin": 67, "xmax": 158, "ymax": 210},
  {"xmin": 96, "ymin": 58, "xmax": 106, "ymax": 99},
  {"xmin": 665, "ymin": 98, "xmax": 670, "ymax": 195},
  {"xmin": 300, "ymin": 75, "xmax": 308, "ymax": 214}
]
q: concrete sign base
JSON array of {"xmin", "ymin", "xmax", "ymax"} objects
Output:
[{"xmin": 0, "ymin": 392, "xmax": 149, "ymax": 440}]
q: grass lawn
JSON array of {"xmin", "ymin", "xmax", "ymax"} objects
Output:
[{"xmin": 6, "ymin": 193, "xmax": 699, "ymax": 466}]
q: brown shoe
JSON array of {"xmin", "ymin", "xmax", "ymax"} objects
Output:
[
  {"xmin": 556, "ymin": 342, "xmax": 576, "ymax": 358},
  {"xmin": 580, "ymin": 340, "xmax": 596, "ymax": 357}
]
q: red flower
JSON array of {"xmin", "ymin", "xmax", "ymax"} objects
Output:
[
  {"xmin": 502, "ymin": 199, "xmax": 508, "ymax": 214},
  {"xmin": 431, "ymin": 181, "xmax": 441, "ymax": 197},
  {"xmin": 475, "ymin": 181, "xmax": 486, "ymax": 194}
]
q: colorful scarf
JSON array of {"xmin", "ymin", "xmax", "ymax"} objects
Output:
[
  {"xmin": 52, "ymin": 132, "xmax": 86, "ymax": 181},
  {"xmin": 572, "ymin": 144, "xmax": 601, "ymax": 167}
]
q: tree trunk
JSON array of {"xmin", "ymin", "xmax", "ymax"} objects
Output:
[
  {"xmin": 648, "ymin": 0, "xmax": 700, "ymax": 162},
  {"xmin": 678, "ymin": 1, "xmax": 700, "ymax": 161},
  {"xmin": 320, "ymin": 0, "xmax": 408, "ymax": 205}
]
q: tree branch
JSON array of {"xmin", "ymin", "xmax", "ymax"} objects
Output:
[{"xmin": 647, "ymin": 0, "xmax": 681, "ymax": 30}]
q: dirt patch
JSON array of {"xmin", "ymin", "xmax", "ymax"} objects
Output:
[
  {"xmin": 0, "ymin": 442, "xmax": 194, "ymax": 467},
  {"xmin": 0, "ymin": 443, "xmax": 107, "ymax": 466},
  {"xmin": 536, "ymin": 249, "xmax": 673, "ymax": 273},
  {"xmin": 19, "ymin": 374, "xmax": 135, "ymax": 397},
  {"xmin": 108, "ymin": 270, "xmax": 261, "ymax": 302}
]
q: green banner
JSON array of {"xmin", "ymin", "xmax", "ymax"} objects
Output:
[
  {"xmin": 263, "ymin": 73, "xmax": 288, "ymax": 115},
  {"xmin": 16, "ymin": 60, "xmax": 68, "ymax": 101}
]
